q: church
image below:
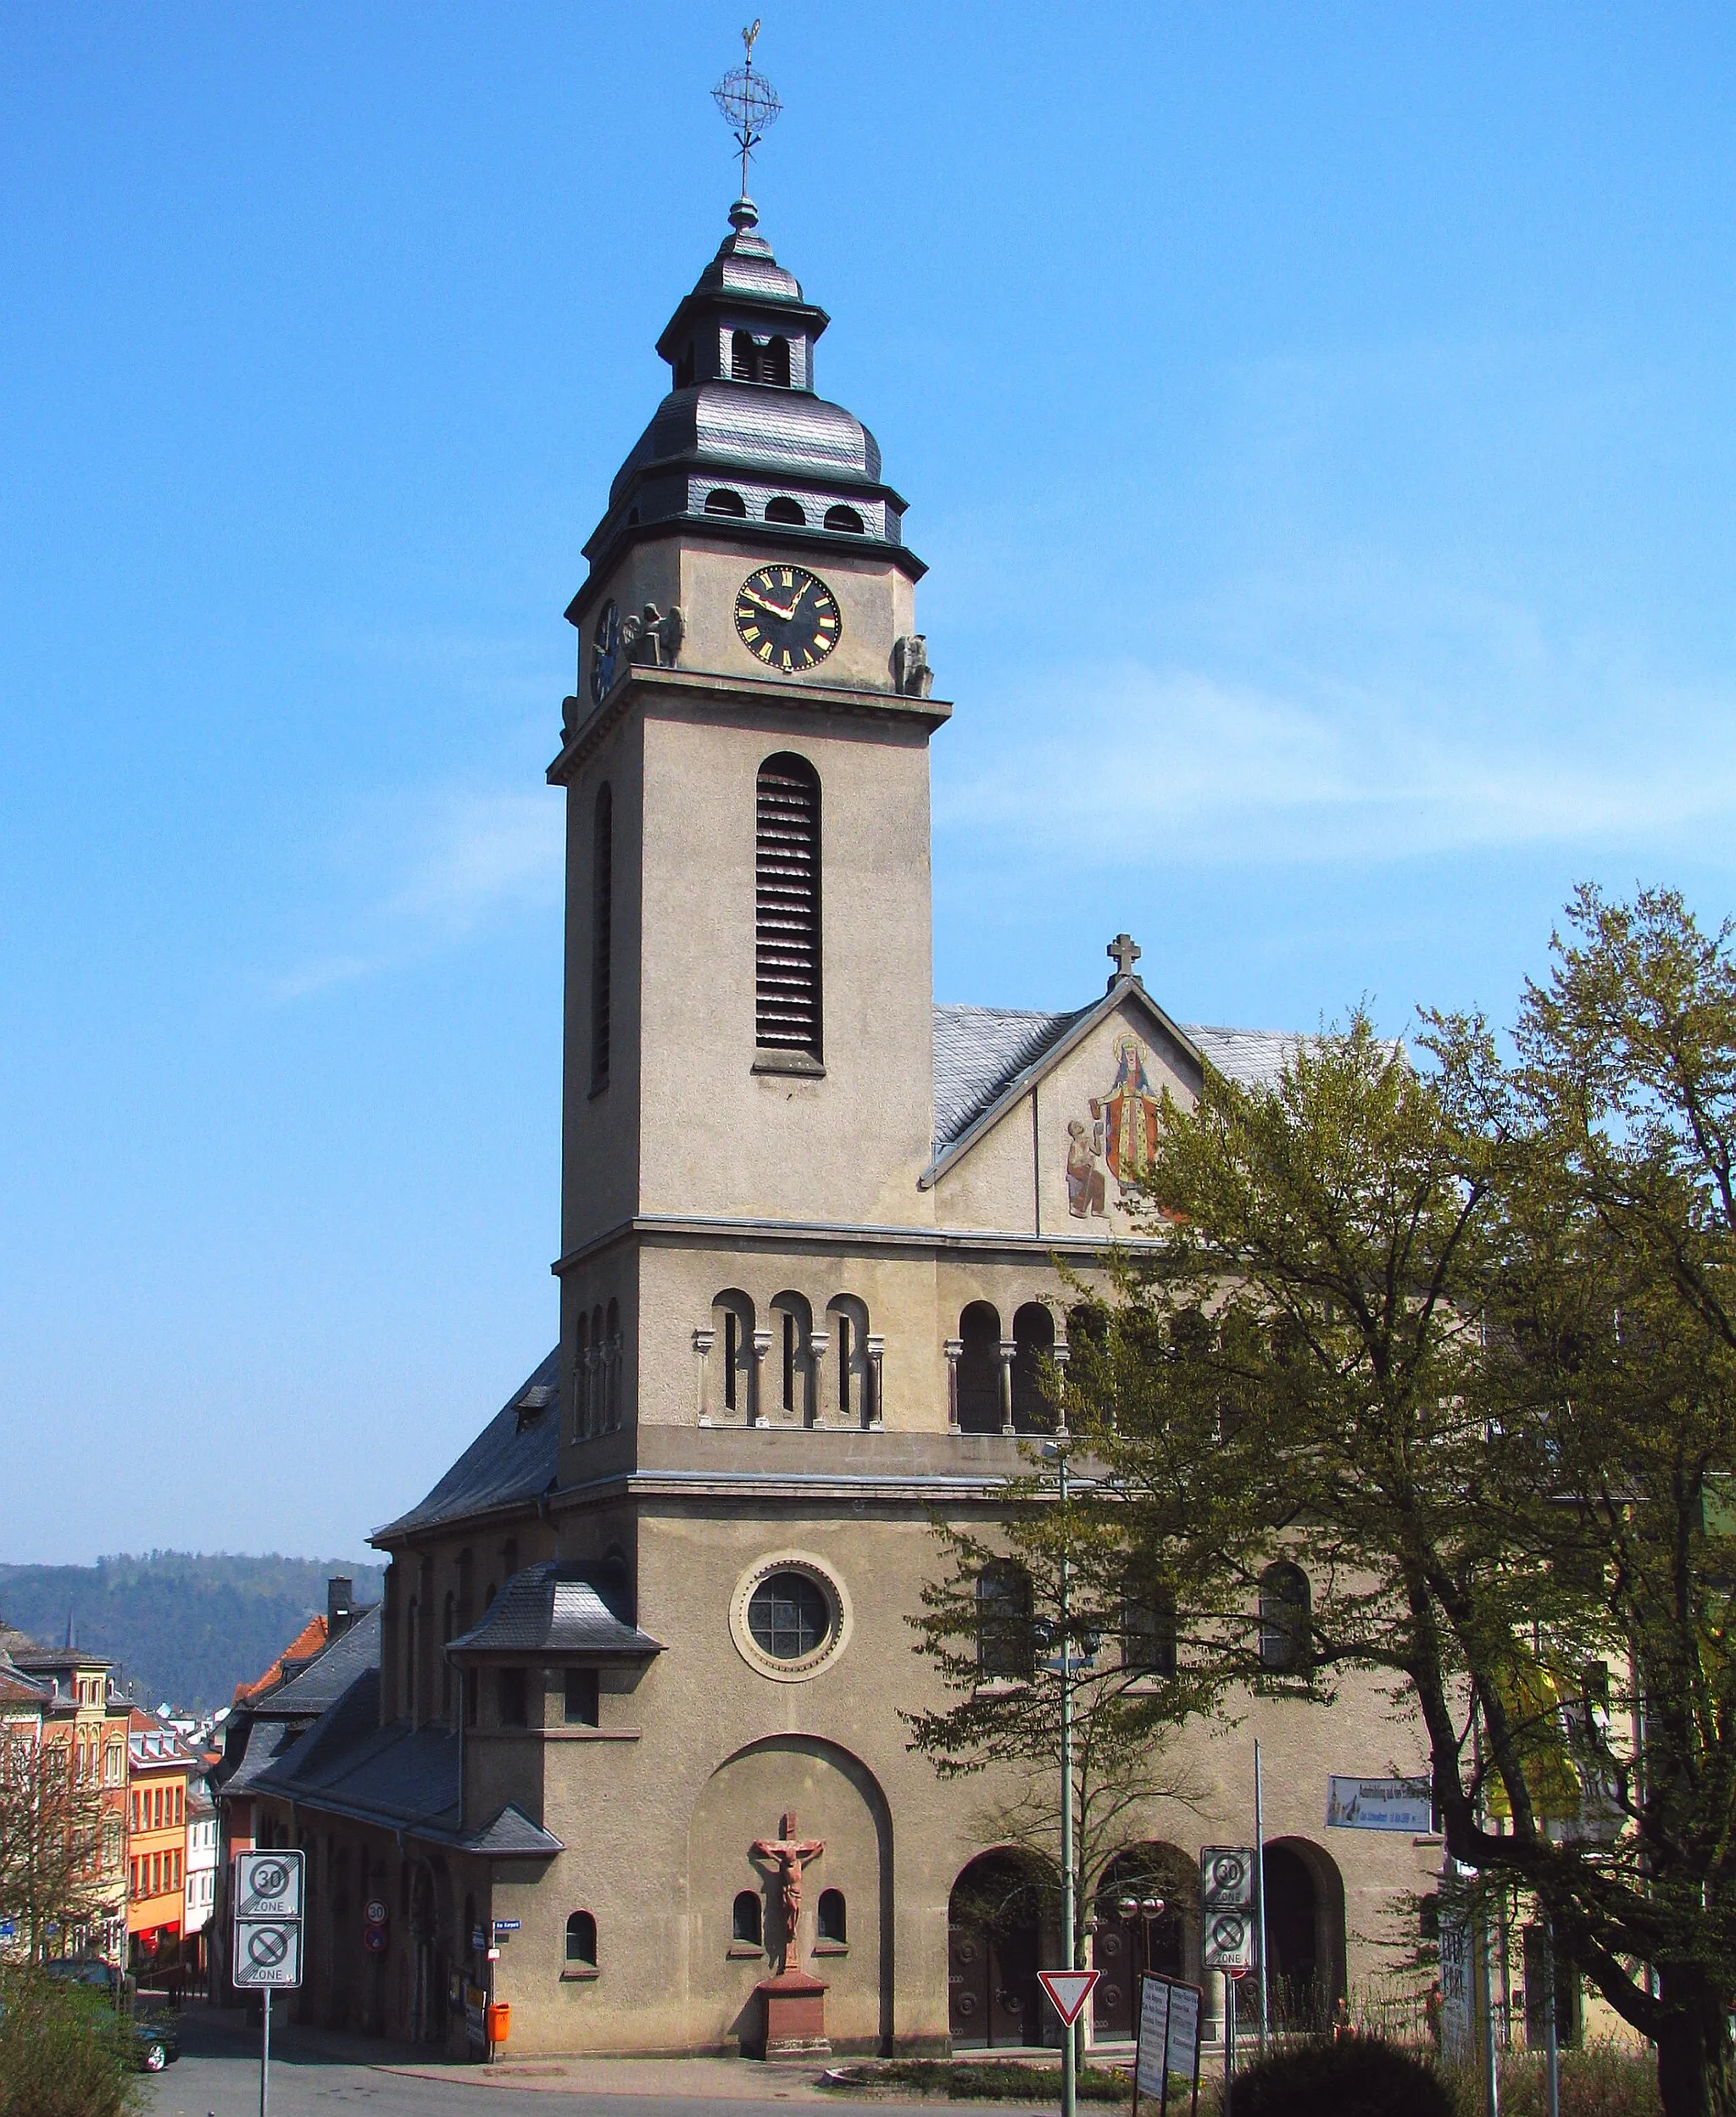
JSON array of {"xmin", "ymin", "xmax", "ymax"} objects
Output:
[{"xmin": 219, "ymin": 171, "xmax": 1441, "ymax": 2061}]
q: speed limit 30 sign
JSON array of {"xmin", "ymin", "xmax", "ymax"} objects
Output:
[{"xmin": 232, "ymin": 1850, "xmax": 304, "ymax": 1991}]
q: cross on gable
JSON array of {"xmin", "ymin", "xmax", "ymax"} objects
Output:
[{"xmin": 1107, "ymin": 933, "xmax": 1143, "ymax": 985}]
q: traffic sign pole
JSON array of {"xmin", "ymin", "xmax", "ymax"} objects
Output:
[{"xmin": 261, "ymin": 1988, "xmax": 270, "ymax": 2117}]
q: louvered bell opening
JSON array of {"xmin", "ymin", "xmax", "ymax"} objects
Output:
[{"xmin": 756, "ymin": 759, "xmax": 821, "ymax": 1055}]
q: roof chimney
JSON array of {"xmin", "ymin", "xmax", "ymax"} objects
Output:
[{"xmin": 327, "ymin": 1577, "xmax": 355, "ymax": 1641}]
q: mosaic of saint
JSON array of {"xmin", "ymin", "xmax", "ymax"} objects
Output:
[{"xmin": 1066, "ymin": 1034, "xmax": 1163, "ymax": 1219}]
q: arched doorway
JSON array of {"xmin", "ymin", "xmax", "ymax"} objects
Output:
[
  {"xmin": 1262, "ymin": 1839, "xmax": 1344, "ymax": 2031},
  {"xmin": 949, "ymin": 1849, "xmax": 1053, "ymax": 2050},
  {"xmin": 1092, "ymin": 1845, "xmax": 1194, "ymax": 2041}
]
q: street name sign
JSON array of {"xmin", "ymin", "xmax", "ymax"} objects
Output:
[{"xmin": 1326, "ymin": 1776, "xmax": 1433, "ymax": 1833}]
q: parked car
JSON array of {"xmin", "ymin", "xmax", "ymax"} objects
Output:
[{"xmin": 38, "ymin": 1958, "xmax": 180, "ymax": 2071}]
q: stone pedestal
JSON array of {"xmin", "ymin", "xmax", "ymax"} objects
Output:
[{"xmin": 753, "ymin": 1969, "xmax": 830, "ymax": 2058}]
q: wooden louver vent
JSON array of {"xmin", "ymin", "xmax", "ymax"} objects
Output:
[{"xmin": 755, "ymin": 755, "xmax": 821, "ymax": 1055}]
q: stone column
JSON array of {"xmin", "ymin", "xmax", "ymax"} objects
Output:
[
  {"xmin": 943, "ymin": 1339, "xmax": 963, "ymax": 1433},
  {"xmin": 750, "ymin": 1329, "xmax": 773, "ymax": 1427},
  {"xmin": 998, "ymin": 1338, "xmax": 1018, "ymax": 1435},
  {"xmin": 806, "ymin": 1330, "xmax": 829, "ymax": 1427},
  {"xmin": 865, "ymin": 1334, "xmax": 885, "ymax": 1430},
  {"xmin": 1051, "ymin": 1342, "xmax": 1070, "ymax": 1432},
  {"xmin": 692, "ymin": 1325, "xmax": 715, "ymax": 1425}
]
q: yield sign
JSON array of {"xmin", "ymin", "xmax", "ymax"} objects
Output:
[{"xmin": 1038, "ymin": 1968, "xmax": 1099, "ymax": 2026}]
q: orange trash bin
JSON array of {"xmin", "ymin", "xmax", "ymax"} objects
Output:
[{"xmin": 486, "ymin": 2002, "xmax": 510, "ymax": 2044}]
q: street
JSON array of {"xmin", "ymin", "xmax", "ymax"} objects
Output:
[{"xmin": 138, "ymin": 2001, "xmax": 953, "ymax": 2117}]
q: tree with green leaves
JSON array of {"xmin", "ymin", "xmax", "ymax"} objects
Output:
[
  {"xmin": 1059, "ymin": 886, "xmax": 1736, "ymax": 2117},
  {"xmin": 0, "ymin": 1730, "xmax": 118, "ymax": 1966},
  {"xmin": 904, "ymin": 1455, "xmax": 1217, "ymax": 2004}
]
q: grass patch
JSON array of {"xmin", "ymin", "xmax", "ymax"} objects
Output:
[{"xmin": 824, "ymin": 2059, "xmax": 1132, "ymax": 2102}]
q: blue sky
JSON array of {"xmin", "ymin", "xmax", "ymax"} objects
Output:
[{"xmin": 4, "ymin": 4, "xmax": 1735, "ymax": 1564}]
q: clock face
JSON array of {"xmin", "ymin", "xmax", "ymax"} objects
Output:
[
  {"xmin": 590, "ymin": 599, "xmax": 620, "ymax": 705},
  {"xmin": 733, "ymin": 565, "xmax": 841, "ymax": 673}
]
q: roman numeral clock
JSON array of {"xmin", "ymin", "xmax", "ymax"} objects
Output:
[{"xmin": 734, "ymin": 564, "xmax": 841, "ymax": 673}]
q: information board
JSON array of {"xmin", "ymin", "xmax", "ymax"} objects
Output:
[{"xmin": 1132, "ymin": 1971, "xmax": 1203, "ymax": 2116}]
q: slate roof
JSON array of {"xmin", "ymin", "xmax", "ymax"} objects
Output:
[
  {"xmin": 931, "ymin": 1002, "xmax": 1310, "ymax": 1159},
  {"xmin": 214, "ymin": 1715, "xmax": 304, "ymax": 1798},
  {"xmin": 248, "ymin": 1607, "xmax": 381, "ymax": 1721},
  {"xmin": 448, "ymin": 1562, "xmax": 663, "ymax": 1662},
  {"xmin": 252, "ymin": 1648, "xmax": 561, "ymax": 1859},
  {"xmin": 374, "ymin": 1350, "xmax": 561, "ymax": 1542}
]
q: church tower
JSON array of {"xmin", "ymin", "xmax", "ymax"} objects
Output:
[{"xmin": 548, "ymin": 193, "xmax": 950, "ymax": 1466}]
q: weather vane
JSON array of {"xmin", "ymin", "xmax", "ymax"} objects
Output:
[{"xmin": 712, "ymin": 19, "xmax": 782, "ymax": 200}]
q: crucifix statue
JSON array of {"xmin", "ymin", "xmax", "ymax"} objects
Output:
[{"xmin": 750, "ymin": 1811, "xmax": 824, "ymax": 1971}]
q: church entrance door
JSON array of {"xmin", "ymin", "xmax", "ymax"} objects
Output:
[
  {"xmin": 948, "ymin": 1851, "xmax": 1049, "ymax": 2050},
  {"xmin": 1091, "ymin": 1847, "xmax": 1189, "ymax": 2042}
]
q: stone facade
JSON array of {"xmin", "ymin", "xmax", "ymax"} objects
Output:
[{"xmin": 245, "ymin": 192, "xmax": 1441, "ymax": 2062}]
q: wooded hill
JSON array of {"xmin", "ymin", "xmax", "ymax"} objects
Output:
[{"xmin": 0, "ymin": 1552, "xmax": 386, "ymax": 1713}]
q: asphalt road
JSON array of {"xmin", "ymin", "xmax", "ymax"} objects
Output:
[{"xmin": 137, "ymin": 2003, "xmax": 888, "ymax": 2117}]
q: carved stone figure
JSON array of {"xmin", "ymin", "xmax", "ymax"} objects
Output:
[
  {"xmin": 750, "ymin": 1810, "xmax": 824, "ymax": 1969},
  {"xmin": 891, "ymin": 633, "xmax": 933, "ymax": 698},
  {"xmin": 622, "ymin": 603, "xmax": 686, "ymax": 669}
]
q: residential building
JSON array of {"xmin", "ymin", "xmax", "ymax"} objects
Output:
[
  {"xmin": 184, "ymin": 1778, "xmax": 219, "ymax": 1973},
  {"xmin": 7, "ymin": 1633, "xmax": 130, "ymax": 1961},
  {"xmin": 209, "ymin": 1578, "xmax": 365, "ymax": 1997},
  {"xmin": 127, "ymin": 1710, "xmax": 198, "ymax": 1970}
]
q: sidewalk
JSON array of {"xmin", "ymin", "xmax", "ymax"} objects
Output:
[{"xmin": 381, "ymin": 2053, "xmax": 847, "ymax": 2098}]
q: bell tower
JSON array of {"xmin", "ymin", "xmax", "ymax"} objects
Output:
[{"xmin": 548, "ymin": 159, "xmax": 950, "ymax": 1457}]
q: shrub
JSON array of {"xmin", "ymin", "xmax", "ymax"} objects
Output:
[
  {"xmin": 1231, "ymin": 2032, "xmax": 1455, "ymax": 2117},
  {"xmin": 0, "ymin": 1969, "xmax": 137, "ymax": 2117},
  {"xmin": 1497, "ymin": 2042, "xmax": 1662, "ymax": 2117}
]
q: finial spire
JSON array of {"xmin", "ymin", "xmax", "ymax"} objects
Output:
[{"xmin": 713, "ymin": 19, "xmax": 782, "ymax": 206}]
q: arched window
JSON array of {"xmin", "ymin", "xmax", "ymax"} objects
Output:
[
  {"xmin": 956, "ymin": 1301, "xmax": 1003, "ymax": 1434},
  {"xmin": 591, "ymin": 783, "xmax": 612, "ymax": 1094},
  {"xmin": 405, "ymin": 1597, "xmax": 419, "ymax": 1723},
  {"xmin": 733, "ymin": 1890, "xmax": 763, "ymax": 1947},
  {"xmin": 565, "ymin": 1910, "xmax": 598, "ymax": 1967},
  {"xmin": 605, "ymin": 1297, "xmax": 622, "ymax": 1432},
  {"xmin": 817, "ymin": 1889, "xmax": 847, "ymax": 1945},
  {"xmin": 765, "ymin": 495, "xmax": 805, "ymax": 525},
  {"xmin": 731, "ymin": 331, "xmax": 791, "ymax": 386},
  {"xmin": 712, "ymin": 1290, "xmax": 755, "ymax": 1420},
  {"xmin": 1121, "ymin": 1580, "xmax": 1177, "ymax": 1678},
  {"xmin": 824, "ymin": 504, "xmax": 865, "ymax": 533},
  {"xmin": 704, "ymin": 487, "xmax": 748, "ymax": 515},
  {"xmin": 441, "ymin": 1592, "xmax": 455, "ymax": 1717},
  {"xmin": 1259, "ymin": 1562, "xmax": 1310, "ymax": 1674},
  {"xmin": 755, "ymin": 754, "xmax": 822, "ymax": 1057},
  {"xmin": 827, "ymin": 1295, "xmax": 871, "ymax": 1425},
  {"xmin": 575, "ymin": 1312, "xmax": 590, "ymax": 1439},
  {"xmin": 771, "ymin": 1291, "xmax": 813, "ymax": 1419},
  {"xmin": 976, "ymin": 1562, "xmax": 1034, "ymax": 1680},
  {"xmin": 1010, "ymin": 1302, "xmax": 1056, "ymax": 1433}
]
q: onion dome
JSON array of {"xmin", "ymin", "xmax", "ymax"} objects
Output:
[{"xmin": 571, "ymin": 200, "xmax": 921, "ymax": 621}]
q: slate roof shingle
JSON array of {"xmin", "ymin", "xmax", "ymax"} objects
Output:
[
  {"xmin": 932, "ymin": 1002, "xmax": 1312, "ymax": 1159},
  {"xmin": 448, "ymin": 1562, "xmax": 663, "ymax": 1660},
  {"xmin": 374, "ymin": 1350, "xmax": 561, "ymax": 1542}
]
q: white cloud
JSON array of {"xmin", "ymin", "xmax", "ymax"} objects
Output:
[
  {"xmin": 270, "ymin": 785, "xmax": 562, "ymax": 1001},
  {"xmin": 938, "ymin": 657, "xmax": 1736, "ymax": 869}
]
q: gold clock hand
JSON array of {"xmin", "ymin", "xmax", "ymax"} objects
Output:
[{"xmin": 743, "ymin": 588, "xmax": 799, "ymax": 621}]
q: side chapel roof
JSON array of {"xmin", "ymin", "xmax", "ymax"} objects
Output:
[{"xmin": 373, "ymin": 1349, "xmax": 561, "ymax": 1543}]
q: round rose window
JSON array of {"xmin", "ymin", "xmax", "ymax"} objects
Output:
[{"xmin": 747, "ymin": 1571, "xmax": 831, "ymax": 1660}]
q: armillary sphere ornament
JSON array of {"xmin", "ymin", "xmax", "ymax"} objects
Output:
[{"xmin": 713, "ymin": 19, "xmax": 782, "ymax": 198}]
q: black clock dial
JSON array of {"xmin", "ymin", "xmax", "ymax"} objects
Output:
[
  {"xmin": 733, "ymin": 565, "xmax": 841, "ymax": 673},
  {"xmin": 590, "ymin": 598, "xmax": 620, "ymax": 705}
]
